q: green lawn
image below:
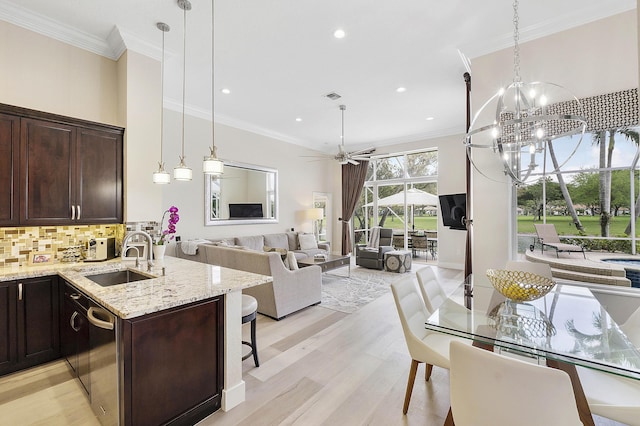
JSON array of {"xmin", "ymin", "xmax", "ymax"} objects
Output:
[
  {"xmin": 517, "ymin": 215, "xmax": 640, "ymax": 237},
  {"xmin": 373, "ymin": 214, "xmax": 639, "ymax": 237}
]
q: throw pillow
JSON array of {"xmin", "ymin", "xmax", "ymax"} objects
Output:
[
  {"xmin": 298, "ymin": 234, "xmax": 317, "ymax": 250},
  {"xmin": 286, "ymin": 251, "xmax": 299, "ymax": 270}
]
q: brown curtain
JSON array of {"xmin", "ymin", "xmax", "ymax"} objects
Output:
[{"xmin": 341, "ymin": 161, "xmax": 369, "ymax": 255}]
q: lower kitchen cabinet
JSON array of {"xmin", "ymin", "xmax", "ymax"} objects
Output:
[
  {"xmin": 0, "ymin": 276, "xmax": 60, "ymax": 376},
  {"xmin": 121, "ymin": 297, "xmax": 224, "ymax": 426}
]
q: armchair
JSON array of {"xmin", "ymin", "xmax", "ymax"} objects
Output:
[{"xmin": 355, "ymin": 227, "xmax": 394, "ymax": 270}]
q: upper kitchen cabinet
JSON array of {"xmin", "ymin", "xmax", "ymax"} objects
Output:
[
  {"xmin": 0, "ymin": 104, "xmax": 124, "ymax": 226},
  {"xmin": 0, "ymin": 113, "xmax": 20, "ymax": 226}
]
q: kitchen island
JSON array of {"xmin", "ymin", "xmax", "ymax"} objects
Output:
[{"xmin": 0, "ymin": 256, "xmax": 272, "ymax": 425}]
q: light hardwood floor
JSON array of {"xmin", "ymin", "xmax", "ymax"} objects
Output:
[{"xmin": 0, "ymin": 262, "xmax": 626, "ymax": 425}]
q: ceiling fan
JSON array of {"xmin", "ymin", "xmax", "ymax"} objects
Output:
[{"xmin": 305, "ymin": 104, "xmax": 376, "ymax": 165}]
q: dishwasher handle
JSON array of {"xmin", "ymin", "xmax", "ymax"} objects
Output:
[{"xmin": 87, "ymin": 307, "xmax": 115, "ymax": 330}]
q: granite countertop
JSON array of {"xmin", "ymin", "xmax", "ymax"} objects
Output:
[{"xmin": 0, "ymin": 256, "xmax": 272, "ymax": 319}]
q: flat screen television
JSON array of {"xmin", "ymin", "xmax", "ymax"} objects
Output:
[
  {"xmin": 228, "ymin": 203, "xmax": 264, "ymax": 219},
  {"xmin": 438, "ymin": 193, "xmax": 467, "ymax": 230}
]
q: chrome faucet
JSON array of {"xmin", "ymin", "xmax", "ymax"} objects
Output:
[{"xmin": 122, "ymin": 231, "xmax": 154, "ymax": 269}]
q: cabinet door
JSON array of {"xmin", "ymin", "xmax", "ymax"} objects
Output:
[
  {"xmin": 0, "ymin": 281, "xmax": 17, "ymax": 376},
  {"xmin": 17, "ymin": 276, "xmax": 60, "ymax": 367},
  {"xmin": 0, "ymin": 114, "xmax": 19, "ymax": 225},
  {"xmin": 20, "ymin": 118, "xmax": 75, "ymax": 225},
  {"xmin": 76, "ymin": 127, "xmax": 123, "ymax": 223}
]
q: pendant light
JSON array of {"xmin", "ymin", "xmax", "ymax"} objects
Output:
[
  {"xmin": 203, "ymin": 0, "xmax": 224, "ymax": 175},
  {"xmin": 464, "ymin": 0, "xmax": 586, "ymax": 186},
  {"xmin": 153, "ymin": 22, "xmax": 171, "ymax": 184},
  {"xmin": 173, "ymin": 0, "xmax": 193, "ymax": 181}
]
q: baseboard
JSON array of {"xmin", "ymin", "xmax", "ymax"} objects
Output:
[
  {"xmin": 221, "ymin": 380, "xmax": 245, "ymax": 411},
  {"xmin": 435, "ymin": 261, "xmax": 464, "ymax": 271}
]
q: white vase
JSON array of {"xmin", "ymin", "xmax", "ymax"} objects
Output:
[{"xmin": 152, "ymin": 244, "xmax": 166, "ymax": 261}]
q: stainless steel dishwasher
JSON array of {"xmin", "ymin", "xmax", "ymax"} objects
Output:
[{"xmin": 87, "ymin": 303, "xmax": 119, "ymax": 426}]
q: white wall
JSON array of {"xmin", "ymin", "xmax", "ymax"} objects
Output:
[
  {"xmin": 0, "ymin": 20, "xmax": 119, "ymax": 125},
  {"xmin": 160, "ymin": 109, "xmax": 335, "ymax": 245},
  {"xmin": 470, "ymin": 10, "xmax": 638, "ymax": 285}
]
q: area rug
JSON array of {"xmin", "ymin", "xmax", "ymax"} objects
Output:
[{"xmin": 320, "ymin": 266, "xmax": 410, "ymax": 313}]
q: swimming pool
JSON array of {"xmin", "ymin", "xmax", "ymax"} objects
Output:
[{"xmin": 602, "ymin": 258, "xmax": 640, "ymax": 288}]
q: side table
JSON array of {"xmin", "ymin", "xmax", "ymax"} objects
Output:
[{"xmin": 384, "ymin": 250, "xmax": 412, "ymax": 273}]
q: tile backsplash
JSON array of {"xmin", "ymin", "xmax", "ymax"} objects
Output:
[{"xmin": 0, "ymin": 222, "xmax": 161, "ymax": 267}]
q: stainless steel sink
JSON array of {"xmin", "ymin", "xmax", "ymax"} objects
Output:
[{"xmin": 85, "ymin": 269, "xmax": 156, "ymax": 287}]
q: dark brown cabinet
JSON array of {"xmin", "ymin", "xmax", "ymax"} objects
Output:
[
  {"xmin": 0, "ymin": 276, "xmax": 60, "ymax": 377},
  {"xmin": 121, "ymin": 297, "xmax": 224, "ymax": 426},
  {"xmin": 0, "ymin": 114, "xmax": 20, "ymax": 226},
  {"xmin": 0, "ymin": 103, "xmax": 123, "ymax": 226}
]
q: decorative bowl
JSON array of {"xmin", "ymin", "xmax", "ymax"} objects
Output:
[{"xmin": 486, "ymin": 269, "xmax": 556, "ymax": 302}]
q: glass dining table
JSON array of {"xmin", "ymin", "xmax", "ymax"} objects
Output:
[{"xmin": 426, "ymin": 275, "xmax": 640, "ymax": 426}]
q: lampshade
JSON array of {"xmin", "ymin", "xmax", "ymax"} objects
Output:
[
  {"xmin": 307, "ymin": 208, "xmax": 324, "ymax": 221},
  {"xmin": 152, "ymin": 164, "xmax": 171, "ymax": 184},
  {"xmin": 173, "ymin": 157, "xmax": 192, "ymax": 181},
  {"xmin": 203, "ymin": 146, "xmax": 224, "ymax": 175}
]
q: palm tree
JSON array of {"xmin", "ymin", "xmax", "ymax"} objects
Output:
[
  {"xmin": 593, "ymin": 128, "xmax": 640, "ymax": 237},
  {"xmin": 548, "ymin": 140, "xmax": 584, "ymax": 232}
]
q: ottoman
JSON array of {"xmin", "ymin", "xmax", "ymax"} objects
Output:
[{"xmin": 384, "ymin": 250, "xmax": 412, "ymax": 273}]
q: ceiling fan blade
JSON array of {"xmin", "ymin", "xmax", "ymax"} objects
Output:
[
  {"xmin": 347, "ymin": 159, "xmax": 359, "ymax": 165},
  {"xmin": 349, "ymin": 147, "xmax": 376, "ymax": 156}
]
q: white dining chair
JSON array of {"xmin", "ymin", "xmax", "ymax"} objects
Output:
[
  {"xmin": 505, "ymin": 260, "xmax": 553, "ymax": 278},
  {"xmin": 448, "ymin": 341, "xmax": 583, "ymax": 426},
  {"xmin": 577, "ymin": 366, "xmax": 640, "ymax": 425},
  {"xmin": 415, "ymin": 266, "xmax": 447, "ymax": 314},
  {"xmin": 391, "ymin": 275, "xmax": 465, "ymax": 414}
]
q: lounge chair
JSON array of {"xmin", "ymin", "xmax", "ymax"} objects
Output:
[{"xmin": 532, "ymin": 224, "xmax": 585, "ymax": 258}]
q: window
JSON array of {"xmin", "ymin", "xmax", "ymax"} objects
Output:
[{"xmin": 355, "ymin": 149, "xmax": 438, "ymax": 246}]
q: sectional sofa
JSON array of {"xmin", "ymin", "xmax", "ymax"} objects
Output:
[{"xmin": 174, "ymin": 232, "xmax": 329, "ymax": 319}]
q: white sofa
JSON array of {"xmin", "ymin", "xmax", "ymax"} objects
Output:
[{"xmin": 175, "ymin": 233, "xmax": 325, "ymax": 319}]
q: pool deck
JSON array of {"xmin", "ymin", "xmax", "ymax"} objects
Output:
[{"xmin": 524, "ymin": 249, "xmax": 637, "ymax": 287}]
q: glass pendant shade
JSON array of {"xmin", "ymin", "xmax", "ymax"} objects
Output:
[
  {"xmin": 153, "ymin": 162, "xmax": 171, "ymax": 184},
  {"xmin": 173, "ymin": 157, "xmax": 192, "ymax": 181},
  {"xmin": 203, "ymin": 146, "xmax": 224, "ymax": 175}
]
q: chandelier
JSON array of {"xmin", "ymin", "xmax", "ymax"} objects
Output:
[{"xmin": 464, "ymin": 0, "xmax": 587, "ymax": 186}]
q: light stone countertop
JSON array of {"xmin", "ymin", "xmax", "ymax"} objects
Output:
[{"xmin": 0, "ymin": 256, "xmax": 272, "ymax": 319}]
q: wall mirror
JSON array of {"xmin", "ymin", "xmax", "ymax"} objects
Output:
[{"xmin": 205, "ymin": 160, "xmax": 278, "ymax": 226}]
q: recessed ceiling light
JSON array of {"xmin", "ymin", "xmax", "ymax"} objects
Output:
[
  {"xmin": 295, "ymin": 117, "xmax": 302, "ymax": 122},
  {"xmin": 396, "ymin": 87, "xmax": 407, "ymax": 93},
  {"xmin": 220, "ymin": 88, "xmax": 231, "ymax": 94},
  {"xmin": 426, "ymin": 116, "xmax": 435, "ymax": 121},
  {"xmin": 333, "ymin": 28, "xmax": 346, "ymax": 39}
]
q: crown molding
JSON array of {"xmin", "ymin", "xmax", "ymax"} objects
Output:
[
  {"xmin": 459, "ymin": 2, "xmax": 636, "ymax": 59},
  {"xmin": 0, "ymin": 0, "xmax": 117, "ymax": 58},
  {"xmin": 0, "ymin": 0, "xmax": 163, "ymax": 61}
]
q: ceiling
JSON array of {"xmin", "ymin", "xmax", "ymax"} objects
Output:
[{"xmin": 0, "ymin": 0, "xmax": 635, "ymax": 154}]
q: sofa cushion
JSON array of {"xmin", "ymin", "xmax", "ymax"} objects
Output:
[
  {"xmin": 264, "ymin": 233, "xmax": 289, "ymax": 250},
  {"xmin": 235, "ymin": 235, "xmax": 265, "ymax": 251},
  {"xmin": 286, "ymin": 232, "xmax": 298, "ymax": 251},
  {"xmin": 285, "ymin": 251, "xmax": 299, "ymax": 270},
  {"xmin": 298, "ymin": 234, "xmax": 317, "ymax": 250}
]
